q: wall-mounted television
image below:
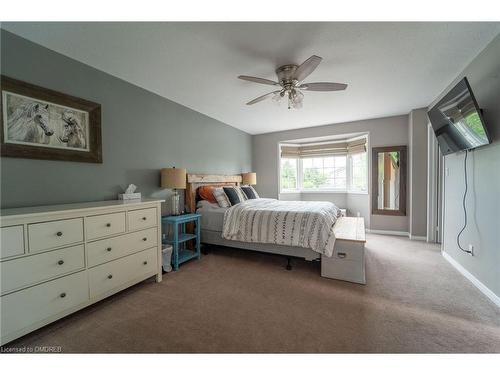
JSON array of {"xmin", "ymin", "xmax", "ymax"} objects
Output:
[{"xmin": 428, "ymin": 77, "xmax": 491, "ymax": 156}]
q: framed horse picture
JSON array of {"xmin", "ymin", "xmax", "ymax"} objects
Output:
[{"xmin": 1, "ymin": 76, "xmax": 102, "ymax": 163}]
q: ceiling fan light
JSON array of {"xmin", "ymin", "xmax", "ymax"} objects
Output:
[
  {"xmin": 272, "ymin": 92, "xmax": 282, "ymax": 104},
  {"xmin": 294, "ymin": 90, "xmax": 304, "ymax": 102},
  {"xmin": 290, "ymin": 90, "xmax": 304, "ymax": 109},
  {"xmin": 292, "ymin": 99, "xmax": 303, "ymax": 109}
]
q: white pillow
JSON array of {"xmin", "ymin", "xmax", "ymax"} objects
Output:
[{"xmin": 213, "ymin": 187, "xmax": 231, "ymax": 208}]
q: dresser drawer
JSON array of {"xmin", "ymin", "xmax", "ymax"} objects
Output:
[
  {"xmin": 1, "ymin": 225, "xmax": 24, "ymax": 259},
  {"xmin": 89, "ymin": 247, "xmax": 157, "ymax": 298},
  {"xmin": 28, "ymin": 218, "xmax": 83, "ymax": 253},
  {"xmin": 1, "ymin": 245, "xmax": 85, "ymax": 295},
  {"xmin": 1, "ymin": 271, "xmax": 89, "ymax": 341},
  {"xmin": 86, "ymin": 212, "xmax": 126, "ymax": 240},
  {"xmin": 128, "ymin": 207, "xmax": 157, "ymax": 231},
  {"xmin": 87, "ymin": 227, "xmax": 157, "ymax": 267}
]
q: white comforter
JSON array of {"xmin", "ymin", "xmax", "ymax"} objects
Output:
[{"xmin": 222, "ymin": 198, "xmax": 341, "ymax": 256}]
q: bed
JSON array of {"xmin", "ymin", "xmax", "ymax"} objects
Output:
[
  {"xmin": 186, "ymin": 174, "xmax": 366, "ymax": 283},
  {"xmin": 197, "ymin": 201, "xmax": 321, "ymax": 261}
]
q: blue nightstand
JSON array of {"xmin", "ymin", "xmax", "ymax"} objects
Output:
[{"xmin": 161, "ymin": 213, "xmax": 201, "ymax": 271}]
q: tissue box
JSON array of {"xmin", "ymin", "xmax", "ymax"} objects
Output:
[{"xmin": 118, "ymin": 193, "xmax": 142, "ymax": 200}]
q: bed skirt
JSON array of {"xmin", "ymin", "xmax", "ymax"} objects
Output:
[{"xmin": 201, "ymin": 229, "xmax": 320, "ymax": 261}]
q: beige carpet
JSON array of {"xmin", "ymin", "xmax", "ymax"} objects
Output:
[{"xmin": 3, "ymin": 234, "xmax": 500, "ymax": 353}]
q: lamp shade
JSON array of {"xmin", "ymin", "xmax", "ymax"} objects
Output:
[
  {"xmin": 161, "ymin": 168, "xmax": 186, "ymax": 189},
  {"xmin": 242, "ymin": 172, "xmax": 257, "ymax": 185}
]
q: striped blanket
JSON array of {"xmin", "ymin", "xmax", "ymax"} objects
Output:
[{"xmin": 222, "ymin": 198, "xmax": 341, "ymax": 256}]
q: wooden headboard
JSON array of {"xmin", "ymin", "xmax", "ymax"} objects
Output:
[{"xmin": 185, "ymin": 174, "xmax": 242, "ymax": 214}]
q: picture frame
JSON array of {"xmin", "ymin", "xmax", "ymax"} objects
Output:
[{"xmin": 0, "ymin": 75, "xmax": 102, "ymax": 163}]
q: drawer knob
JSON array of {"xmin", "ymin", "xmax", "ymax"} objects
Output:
[
  {"xmin": 107, "ymin": 274, "xmax": 113, "ymax": 279},
  {"xmin": 107, "ymin": 247, "xmax": 112, "ymax": 252},
  {"xmin": 142, "ymin": 217, "xmax": 147, "ymax": 221},
  {"xmin": 337, "ymin": 252, "xmax": 347, "ymax": 259},
  {"xmin": 142, "ymin": 237, "xmax": 147, "ymax": 241},
  {"xmin": 57, "ymin": 260, "xmax": 64, "ymax": 265},
  {"xmin": 60, "ymin": 292, "xmax": 66, "ymax": 298},
  {"xmin": 143, "ymin": 261, "xmax": 148, "ymax": 265},
  {"xmin": 56, "ymin": 231, "xmax": 63, "ymax": 237},
  {"xmin": 106, "ymin": 223, "xmax": 111, "ymax": 227}
]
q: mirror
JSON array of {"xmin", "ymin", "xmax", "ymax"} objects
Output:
[{"xmin": 372, "ymin": 146, "xmax": 406, "ymax": 216}]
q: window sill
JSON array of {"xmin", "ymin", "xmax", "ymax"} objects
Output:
[
  {"xmin": 280, "ymin": 190, "xmax": 368, "ymax": 195},
  {"xmin": 300, "ymin": 190, "xmax": 347, "ymax": 194},
  {"xmin": 347, "ymin": 190, "xmax": 369, "ymax": 195}
]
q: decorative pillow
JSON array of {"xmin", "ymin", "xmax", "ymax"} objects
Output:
[
  {"xmin": 223, "ymin": 186, "xmax": 247, "ymax": 206},
  {"xmin": 213, "ymin": 187, "xmax": 231, "ymax": 208},
  {"xmin": 241, "ymin": 185, "xmax": 260, "ymax": 199},
  {"xmin": 235, "ymin": 186, "xmax": 248, "ymax": 201},
  {"xmin": 198, "ymin": 185, "xmax": 217, "ymax": 204}
]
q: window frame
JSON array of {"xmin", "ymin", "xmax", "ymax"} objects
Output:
[
  {"xmin": 279, "ymin": 157, "xmax": 299, "ymax": 192},
  {"xmin": 278, "ymin": 139, "xmax": 369, "ymax": 195},
  {"xmin": 299, "ymin": 156, "xmax": 348, "ymax": 192},
  {"xmin": 347, "ymin": 151, "xmax": 369, "ymax": 194}
]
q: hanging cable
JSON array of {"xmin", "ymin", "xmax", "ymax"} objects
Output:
[{"xmin": 456, "ymin": 149, "xmax": 472, "ymax": 254}]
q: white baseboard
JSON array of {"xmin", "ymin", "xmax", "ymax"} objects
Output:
[
  {"xmin": 409, "ymin": 235, "xmax": 426, "ymax": 241},
  {"xmin": 366, "ymin": 229, "xmax": 428, "ymax": 241},
  {"xmin": 366, "ymin": 229, "xmax": 409, "ymax": 237},
  {"xmin": 442, "ymin": 251, "xmax": 500, "ymax": 308}
]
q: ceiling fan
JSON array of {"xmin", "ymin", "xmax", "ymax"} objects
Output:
[{"xmin": 238, "ymin": 55, "xmax": 347, "ymax": 109}]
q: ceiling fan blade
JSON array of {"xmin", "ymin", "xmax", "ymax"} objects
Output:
[
  {"xmin": 238, "ymin": 75, "xmax": 279, "ymax": 86},
  {"xmin": 293, "ymin": 55, "xmax": 323, "ymax": 82},
  {"xmin": 246, "ymin": 91, "xmax": 281, "ymax": 105},
  {"xmin": 299, "ymin": 82, "xmax": 348, "ymax": 91}
]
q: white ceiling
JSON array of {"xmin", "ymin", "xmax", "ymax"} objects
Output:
[{"xmin": 3, "ymin": 22, "xmax": 499, "ymax": 135}]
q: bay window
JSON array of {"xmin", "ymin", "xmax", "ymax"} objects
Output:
[{"xmin": 279, "ymin": 137, "xmax": 368, "ymax": 193}]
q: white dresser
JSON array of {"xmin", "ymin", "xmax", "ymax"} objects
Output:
[{"xmin": 0, "ymin": 199, "xmax": 164, "ymax": 345}]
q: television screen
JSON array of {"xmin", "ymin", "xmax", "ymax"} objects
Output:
[{"xmin": 428, "ymin": 77, "xmax": 490, "ymax": 156}]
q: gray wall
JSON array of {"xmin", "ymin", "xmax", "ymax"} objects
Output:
[
  {"xmin": 408, "ymin": 108, "xmax": 428, "ymax": 238},
  {"xmin": 430, "ymin": 34, "xmax": 500, "ymax": 296},
  {"xmin": 0, "ymin": 30, "xmax": 252, "ymax": 210},
  {"xmin": 252, "ymin": 115, "xmax": 409, "ymax": 231},
  {"xmin": 347, "ymin": 194, "xmax": 370, "ymax": 223}
]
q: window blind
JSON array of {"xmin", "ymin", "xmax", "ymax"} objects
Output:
[
  {"xmin": 347, "ymin": 138, "xmax": 367, "ymax": 154},
  {"xmin": 281, "ymin": 138, "xmax": 366, "ymax": 158}
]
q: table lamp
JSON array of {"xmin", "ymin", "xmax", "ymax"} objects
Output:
[
  {"xmin": 161, "ymin": 167, "xmax": 186, "ymax": 215},
  {"xmin": 242, "ymin": 172, "xmax": 257, "ymax": 186}
]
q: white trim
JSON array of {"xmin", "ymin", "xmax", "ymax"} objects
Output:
[
  {"xmin": 408, "ymin": 112, "xmax": 414, "ymax": 238},
  {"xmin": 409, "ymin": 235, "xmax": 427, "ymax": 241},
  {"xmin": 300, "ymin": 189, "xmax": 348, "ymax": 194},
  {"xmin": 279, "ymin": 191, "xmax": 300, "ymax": 195},
  {"xmin": 427, "ymin": 122, "xmax": 438, "ymax": 243},
  {"xmin": 442, "ymin": 251, "xmax": 500, "ymax": 308},
  {"xmin": 280, "ymin": 189, "xmax": 368, "ymax": 195},
  {"xmin": 363, "ymin": 229, "xmax": 428, "ymax": 241},
  {"xmin": 346, "ymin": 190, "xmax": 369, "ymax": 195},
  {"xmin": 366, "ymin": 229, "xmax": 409, "ymax": 237}
]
